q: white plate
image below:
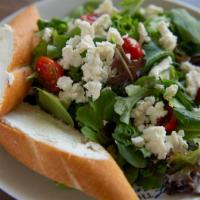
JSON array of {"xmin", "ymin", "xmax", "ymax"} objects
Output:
[{"xmin": 1, "ymin": 0, "xmax": 200, "ymax": 200}]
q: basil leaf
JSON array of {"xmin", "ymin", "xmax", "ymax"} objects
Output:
[{"xmin": 36, "ymin": 88, "xmax": 74, "ymax": 126}]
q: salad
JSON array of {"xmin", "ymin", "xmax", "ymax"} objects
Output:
[{"xmin": 27, "ymin": 0, "xmax": 200, "ymax": 195}]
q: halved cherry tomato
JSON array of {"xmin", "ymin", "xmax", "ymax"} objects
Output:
[
  {"xmin": 36, "ymin": 56, "xmax": 64, "ymax": 93},
  {"xmin": 158, "ymin": 105, "xmax": 177, "ymax": 133},
  {"xmin": 122, "ymin": 36, "xmax": 144, "ymax": 60},
  {"xmin": 80, "ymin": 13, "xmax": 98, "ymax": 24}
]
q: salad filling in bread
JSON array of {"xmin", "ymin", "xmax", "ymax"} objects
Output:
[{"xmin": 1, "ymin": 0, "xmax": 200, "ymax": 199}]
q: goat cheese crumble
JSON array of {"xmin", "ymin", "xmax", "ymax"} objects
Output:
[
  {"xmin": 145, "ymin": 5, "xmax": 164, "ymax": 19},
  {"xmin": 131, "ymin": 96, "xmax": 167, "ymax": 131},
  {"xmin": 164, "ymin": 84, "xmax": 179, "ymax": 100},
  {"xmin": 158, "ymin": 21, "xmax": 177, "ymax": 51}
]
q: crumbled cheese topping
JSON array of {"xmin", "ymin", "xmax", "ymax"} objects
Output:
[
  {"xmin": 95, "ymin": 0, "xmax": 119, "ymax": 16},
  {"xmin": 107, "ymin": 27, "xmax": 124, "ymax": 46},
  {"xmin": 57, "ymin": 76, "xmax": 86, "ymax": 103},
  {"xmin": 77, "ymin": 35, "xmax": 95, "ymax": 53},
  {"xmin": 131, "ymin": 96, "xmax": 167, "ymax": 131},
  {"xmin": 93, "ymin": 14, "xmax": 112, "ymax": 36},
  {"xmin": 164, "ymin": 84, "xmax": 179, "ymax": 100},
  {"xmin": 84, "ymin": 81, "xmax": 102, "ymax": 101},
  {"xmin": 181, "ymin": 61, "xmax": 200, "ymax": 98},
  {"xmin": 42, "ymin": 27, "xmax": 53, "ymax": 42},
  {"xmin": 145, "ymin": 5, "xmax": 164, "ymax": 19},
  {"xmin": 149, "ymin": 57, "xmax": 173, "ymax": 79},
  {"xmin": 75, "ymin": 19, "xmax": 94, "ymax": 37},
  {"xmin": 131, "ymin": 136, "xmax": 145, "ymax": 148},
  {"xmin": 167, "ymin": 130, "xmax": 188, "ymax": 153},
  {"xmin": 143, "ymin": 126, "xmax": 168, "ymax": 160},
  {"xmin": 158, "ymin": 21, "xmax": 177, "ymax": 51},
  {"xmin": 61, "ymin": 44, "xmax": 83, "ymax": 69},
  {"xmin": 138, "ymin": 22, "xmax": 151, "ymax": 44}
]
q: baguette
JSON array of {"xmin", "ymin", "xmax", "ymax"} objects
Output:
[
  {"xmin": 0, "ymin": 5, "xmax": 40, "ymax": 116},
  {"xmin": 0, "ymin": 103, "xmax": 139, "ymax": 200}
]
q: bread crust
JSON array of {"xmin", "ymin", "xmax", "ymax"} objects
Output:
[
  {"xmin": 8, "ymin": 5, "xmax": 39, "ymax": 71},
  {"xmin": 0, "ymin": 67, "xmax": 32, "ymax": 117},
  {"xmin": 0, "ymin": 122, "xmax": 139, "ymax": 200}
]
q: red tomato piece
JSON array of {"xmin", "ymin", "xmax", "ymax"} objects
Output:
[
  {"xmin": 122, "ymin": 36, "xmax": 144, "ymax": 60},
  {"xmin": 36, "ymin": 56, "xmax": 64, "ymax": 93},
  {"xmin": 80, "ymin": 13, "xmax": 98, "ymax": 24}
]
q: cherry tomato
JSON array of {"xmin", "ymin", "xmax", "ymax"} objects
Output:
[
  {"xmin": 196, "ymin": 88, "xmax": 200, "ymax": 102},
  {"xmin": 80, "ymin": 13, "xmax": 98, "ymax": 24},
  {"xmin": 158, "ymin": 105, "xmax": 177, "ymax": 133},
  {"xmin": 36, "ymin": 56, "xmax": 64, "ymax": 93},
  {"xmin": 122, "ymin": 36, "xmax": 144, "ymax": 60}
]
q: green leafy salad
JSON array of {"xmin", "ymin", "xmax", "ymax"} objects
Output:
[{"xmin": 27, "ymin": 0, "xmax": 200, "ymax": 194}]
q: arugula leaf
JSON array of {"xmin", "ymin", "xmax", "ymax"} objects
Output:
[
  {"xmin": 170, "ymin": 9, "xmax": 200, "ymax": 46},
  {"xmin": 118, "ymin": 0, "xmax": 144, "ymax": 16},
  {"xmin": 113, "ymin": 123, "xmax": 139, "ymax": 146},
  {"xmin": 114, "ymin": 85, "xmax": 147, "ymax": 124},
  {"xmin": 174, "ymin": 108, "xmax": 200, "ymax": 139},
  {"xmin": 142, "ymin": 42, "xmax": 173, "ymax": 74},
  {"xmin": 37, "ymin": 18, "xmax": 68, "ymax": 34},
  {"xmin": 36, "ymin": 88, "xmax": 74, "ymax": 126},
  {"xmin": 76, "ymin": 89, "xmax": 116, "ymax": 144},
  {"xmin": 116, "ymin": 142, "xmax": 147, "ymax": 168}
]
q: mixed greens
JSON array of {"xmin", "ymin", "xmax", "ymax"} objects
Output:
[{"xmin": 27, "ymin": 0, "xmax": 200, "ymax": 194}]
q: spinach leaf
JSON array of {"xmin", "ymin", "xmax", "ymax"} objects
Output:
[
  {"xmin": 142, "ymin": 42, "xmax": 173, "ymax": 74},
  {"xmin": 118, "ymin": 0, "xmax": 144, "ymax": 16},
  {"xmin": 114, "ymin": 85, "xmax": 148, "ymax": 124},
  {"xmin": 113, "ymin": 123, "xmax": 139, "ymax": 146},
  {"xmin": 174, "ymin": 108, "xmax": 200, "ymax": 139},
  {"xmin": 116, "ymin": 142, "xmax": 147, "ymax": 168},
  {"xmin": 170, "ymin": 9, "xmax": 200, "ymax": 46},
  {"xmin": 36, "ymin": 88, "xmax": 74, "ymax": 126}
]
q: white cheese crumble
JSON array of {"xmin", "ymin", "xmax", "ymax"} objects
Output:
[
  {"xmin": 82, "ymin": 48, "xmax": 108, "ymax": 82},
  {"xmin": 138, "ymin": 22, "xmax": 151, "ymax": 44},
  {"xmin": 84, "ymin": 81, "xmax": 102, "ymax": 101},
  {"xmin": 57, "ymin": 76, "xmax": 86, "ymax": 103},
  {"xmin": 131, "ymin": 96, "xmax": 167, "ymax": 131},
  {"xmin": 158, "ymin": 21, "xmax": 177, "ymax": 51},
  {"xmin": 42, "ymin": 27, "xmax": 53, "ymax": 42},
  {"xmin": 167, "ymin": 130, "xmax": 188, "ymax": 153},
  {"xmin": 96, "ymin": 41, "xmax": 116, "ymax": 65},
  {"xmin": 181, "ymin": 61, "xmax": 200, "ymax": 98},
  {"xmin": 131, "ymin": 136, "xmax": 145, "ymax": 148},
  {"xmin": 145, "ymin": 5, "xmax": 164, "ymax": 19},
  {"xmin": 66, "ymin": 35, "xmax": 81, "ymax": 48},
  {"xmin": 77, "ymin": 35, "xmax": 95, "ymax": 53},
  {"xmin": 107, "ymin": 27, "xmax": 124, "ymax": 46},
  {"xmin": 95, "ymin": 0, "xmax": 119, "ymax": 16},
  {"xmin": 143, "ymin": 126, "xmax": 168, "ymax": 160},
  {"xmin": 164, "ymin": 84, "xmax": 179, "ymax": 100},
  {"xmin": 61, "ymin": 45, "xmax": 83, "ymax": 69},
  {"xmin": 93, "ymin": 14, "xmax": 112, "ymax": 36},
  {"xmin": 75, "ymin": 19, "xmax": 94, "ymax": 37},
  {"xmin": 149, "ymin": 57, "xmax": 173, "ymax": 79}
]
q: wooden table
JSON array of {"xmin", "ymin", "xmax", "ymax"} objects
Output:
[{"xmin": 0, "ymin": 0, "xmax": 200, "ymax": 199}]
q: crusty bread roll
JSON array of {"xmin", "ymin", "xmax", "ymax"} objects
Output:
[
  {"xmin": 0, "ymin": 104, "xmax": 139, "ymax": 200},
  {"xmin": 0, "ymin": 5, "xmax": 39, "ymax": 116}
]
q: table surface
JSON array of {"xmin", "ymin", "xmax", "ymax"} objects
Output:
[{"xmin": 0, "ymin": 0, "xmax": 200, "ymax": 199}]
